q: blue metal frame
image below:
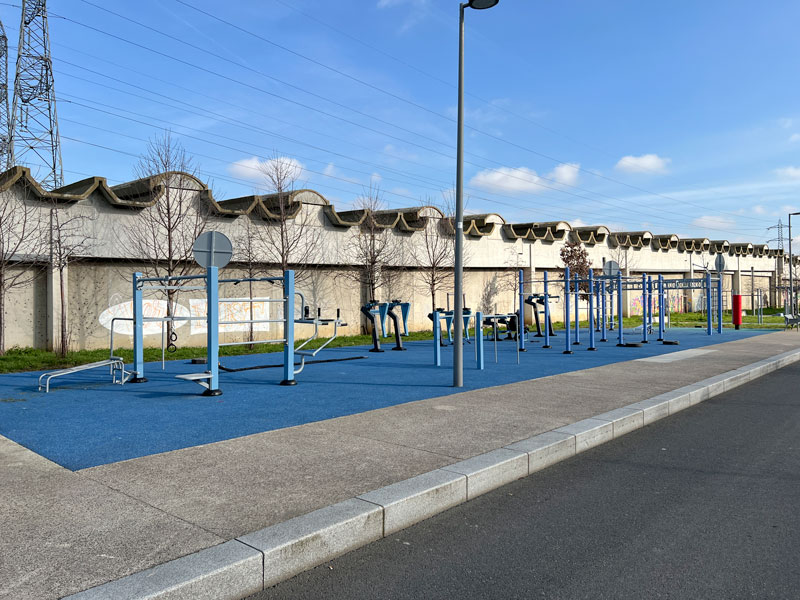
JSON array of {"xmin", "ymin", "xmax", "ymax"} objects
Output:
[
  {"xmin": 588, "ymin": 271, "xmax": 596, "ymax": 350},
  {"xmin": 543, "ymin": 271, "xmax": 552, "ymax": 349},
  {"xmin": 475, "ymin": 311, "xmax": 484, "ymax": 370},
  {"xmin": 206, "ymin": 266, "xmax": 220, "ymax": 394},
  {"xmin": 518, "ymin": 269, "xmax": 525, "ymax": 352},
  {"xmin": 641, "ymin": 273, "xmax": 648, "ymax": 344},
  {"xmin": 706, "ymin": 272, "xmax": 713, "ymax": 336},
  {"xmin": 432, "ymin": 310, "xmax": 441, "ymax": 366},
  {"xmin": 600, "ymin": 280, "xmax": 608, "ymax": 342},
  {"xmin": 616, "ymin": 271, "xmax": 624, "ymax": 346},
  {"xmin": 573, "ymin": 273, "xmax": 580, "ymax": 346},
  {"xmin": 132, "ymin": 272, "xmax": 146, "ymax": 382},
  {"xmin": 281, "ymin": 270, "xmax": 296, "ymax": 385},
  {"xmin": 657, "ymin": 275, "xmax": 665, "ymax": 341},
  {"xmin": 563, "ymin": 267, "xmax": 572, "ymax": 354},
  {"xmin": 716, "ymin": 276, "xmax": 723, "ymax": 334}
]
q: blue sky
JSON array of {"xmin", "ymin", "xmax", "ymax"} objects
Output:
[{"xmin": 2, "ymin": 0, "xmax": 799, "ymax": 244}]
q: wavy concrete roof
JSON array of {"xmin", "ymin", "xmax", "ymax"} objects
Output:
[
  {"xmin": 652, "ymin": 234, "xmax": 679, "ymax": 251},
  {"xmin": 572, "ymin": 226, "xmax": 610, "ymax": 245},
  {"xmin": 0, "ymin": 167, "xmax": 778, "ymax": 259},
  {"xmin": 609, "ymin": 231, "xmax": 653, "ymax": 249}
]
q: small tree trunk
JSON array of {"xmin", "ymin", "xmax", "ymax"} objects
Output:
[
  {"xmin": 59, "ymin": 265, "xmax": 68, "ymax": 357},
  {"xmin": 0, "ymin": 273, "xmax": 5, "ymax": 356}
]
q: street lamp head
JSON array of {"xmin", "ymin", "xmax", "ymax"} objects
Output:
[{"xmin": 467, "ymin": 0, "xmax": 499, "ymax": 9}]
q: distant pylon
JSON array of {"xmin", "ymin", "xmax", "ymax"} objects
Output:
[
  {"xmin": 9, "ymin": 0, "xmax": 63, "ymax": 189},
  {"xmin": 0, "ymin": 21, "xmax": 10, "ymax": 172}
]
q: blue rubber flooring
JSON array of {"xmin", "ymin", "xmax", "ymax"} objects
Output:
[{"xmin": 0, "ymin": 328, "xmax": 772, "ymax": 470}]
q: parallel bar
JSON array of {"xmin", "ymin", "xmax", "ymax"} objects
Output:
[{"xmin": 716, "ymin": 277, "xmax": 723, "ymax": 334}]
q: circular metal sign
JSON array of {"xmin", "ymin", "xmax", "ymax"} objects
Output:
[
  {"xmin": 602, "ymin": 260, "xmax": 621, "ymax": 277},
  {"xmin": 715, "ymin": 254, "xmax": 726, "ymax": 274},
  {"xmin": 193, "ymin": 231, "xmax": 233, "ymax": 269}
]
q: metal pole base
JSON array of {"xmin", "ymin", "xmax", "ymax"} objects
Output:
[
  {"xmin": 202, "ymin": 388, "xmax": 223, "ymax": 397},
  {"xmin": 599, "ymin": 338, "xmax": 608, "ymax": 342},
  {"xmin": 280, "ymin": 379, "xmax": 298, "ymax": 386},
  {"xmin": 573, "ymin": 342, "xmax": 581, "ymax": 346},
  {"xmin": 130, "ymin": 376, "xmax": 148, "ymax": 383},
  {"xmin": 587, "ymin": 347, "xmax": 597, "ymax": 351},
  {"xmin": 391, "ymin": 347, "xmax": 407, "ymax": 351},
  {"xmin": 370, "ymin": 349, "xmax": 385, "ymax": 353},
  {"xmin": 542, "ymin": 345, "xmax": 551, "ymax": 349},
  {"xmin": 563, "ymin": 350, "xmax": 573, "ymax": 354}
]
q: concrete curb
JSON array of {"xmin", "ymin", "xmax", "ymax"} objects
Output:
[{"xmin": 63, "ymin": 347, "xmax": 800, "ymax": 600}]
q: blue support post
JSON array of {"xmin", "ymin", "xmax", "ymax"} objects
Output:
[
  {"xmin": 588, "ymin": 272, "xmax": 596, "ymax": 351},
  {"xmin": 716, "ymin": 277, "xmax": 723, "ymax": 334},
  {"xmin": 518, "ymin": 269, "xmax": 526, "ymax": 352},
  {"xmin": 647, "ymin": 276, "xmax": 654, "ymax": 337},
  {"xmin": 616, "ymin": 272, "xmax": 625, "ymax": 346},
  {"xmin": 564, "ymin": 267, "xmax": 572, "ymax": 354},
  {"xmin": 131, "ymin": 272, "xmax": 147, "ymax": 383},
  {"xmin": 204, "ymin": 266, "xmax": 222, "ymax": 396},
  {"xmin": 475, "ymin": 311, "xmax": 484, "ymax": 370},
  {"xmin": 573, "ymin": 273, "xmax": 581, "ymax": 345},
  {"xmin": 706, "ymin": 272, "xmax": 713, "ymax": 336},
  {"xmin": 600, "ymin": 280, "xmax": 608, "ymax": 342},
  {"xmin": 433, "ymin": 310, "xmax": 441, "ymax": 367},
  {"xmin": 543, "ymin": 272, "xmax": 552, "ymax": 349},
  {"xmin": 641, "ymin": 273, "xmax": 649, "ymax": 343},
  {"xmin": 657, "ymin": 275, "xmax": 665, "ymax": 341},
  {"xmin": 281, "ymin": 270, "xmax": 296, "ymax": 385}
]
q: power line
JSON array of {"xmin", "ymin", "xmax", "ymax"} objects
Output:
[{"xmin": 68, "ymin": 0, "xmax": 775, "ymax": 225}]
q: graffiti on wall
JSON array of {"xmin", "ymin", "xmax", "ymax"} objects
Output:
[
  {"xmin": 189, "ymin": 300, "xmax": 271, "ymax": 335},
  {"xmin": 629, "ymin": 293, "xmax": 684, "ymax": 316},
  {"xmin": 98, "ymin": 300, "xmax": 190, "ymax": 336}
]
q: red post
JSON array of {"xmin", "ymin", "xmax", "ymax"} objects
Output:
[{"xmin": 732, "ymin": 294, "xmax": 742, "ymax": 330}]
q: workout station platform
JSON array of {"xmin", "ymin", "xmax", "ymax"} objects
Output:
[{"xmin": 0, "ymin": 326, "xmax": 772, "ymax": 470}]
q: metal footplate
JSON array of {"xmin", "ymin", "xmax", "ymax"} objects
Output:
[{"xmin": 175, "ymin": 372, "xmax": 214, "ymax": 390}]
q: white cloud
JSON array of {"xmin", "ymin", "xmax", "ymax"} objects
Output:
[
  {"xmin": 614, "ymin": 153, "xmax": 671, "ymax": 174},
  {"xmin": 229, "ymin": 156, "xmax": 304, "ymax": 182},
  {"xmin": 691, "ymin": 215, "xmax": 735, "ymax": 231},
  {"xmin": 551, "ymin": 162, "xmax": 580, "ymax": 186},
  {"xmin": 469, "ymin": 162, "xmax": 580, "ymax": 194},
  {"xmin": 789, "ymin": 133, "xmax": 800, "ymax": 143},
  {"xmin": 775, "ymin": 166, "xmax": 800, "ymax": 180},
  {"xmin": 570, "ymin": 217, "xmax": 588, "ymax": 228},
  {"xmin": 753, "ymin": 204, "xmax": 767, "ymax": 215}
]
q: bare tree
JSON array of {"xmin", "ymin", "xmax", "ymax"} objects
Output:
[
  {"xmin": 607, "ymin": 244, "xmax": 638, "ymax": 275},
  {"xmin": 341, "ymin": 184, "xmax": 402, "ymax": 305},
  {"xmin": 255, "ymin": 154, "xmax": 320, "ymax": 285},
  {"xmin": 233, "ymin": 215, "xmax": 264, "ymax": 348},
  {"xmin": 0, "ymin": 188, "xmax": 45, "ymax": 354},
  {"xmin": 48, "ymin": 202, "xmax": 94, "ymax": 356},
  {"xmin": 412, "ymin": 199, "xmax": 455, "ymax": 313},
  {"xmin": 129, "ymin": 132, "xmax": 208, "ymax": 341}
]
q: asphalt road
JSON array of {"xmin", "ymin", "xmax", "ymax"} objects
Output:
[{"xmin": 248, "ymin": 363, "xmax": 800, "ymax": 600}]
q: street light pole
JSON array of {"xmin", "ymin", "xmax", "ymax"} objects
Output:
[{"xmin": 453, "ymin": 0, "xmax": 499, "ymax": 388}]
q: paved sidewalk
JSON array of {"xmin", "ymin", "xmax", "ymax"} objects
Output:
[{"xmin": 2, "ymin": 331, "xmax": 799, "ymax": 599}]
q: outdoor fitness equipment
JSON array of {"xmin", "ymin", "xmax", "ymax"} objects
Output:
[
  {"xmin": 428, "ymin": 307, "xmax": 472, "ymax": 346},
  {"xmin": 362, "ymin": 300, "xmax": 411, "ymax": 352},
  {"xmin": 432, "ymin": 309, "xmax": 484, "ymax": 370},
  {"xmin": 131, "ymin": 268, "xmax": 298, "ymax": 394}
]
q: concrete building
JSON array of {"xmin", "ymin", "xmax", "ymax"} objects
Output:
[{"xmin": 0, "ymin": 166, "xmax": 792, "ymax": 351}]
